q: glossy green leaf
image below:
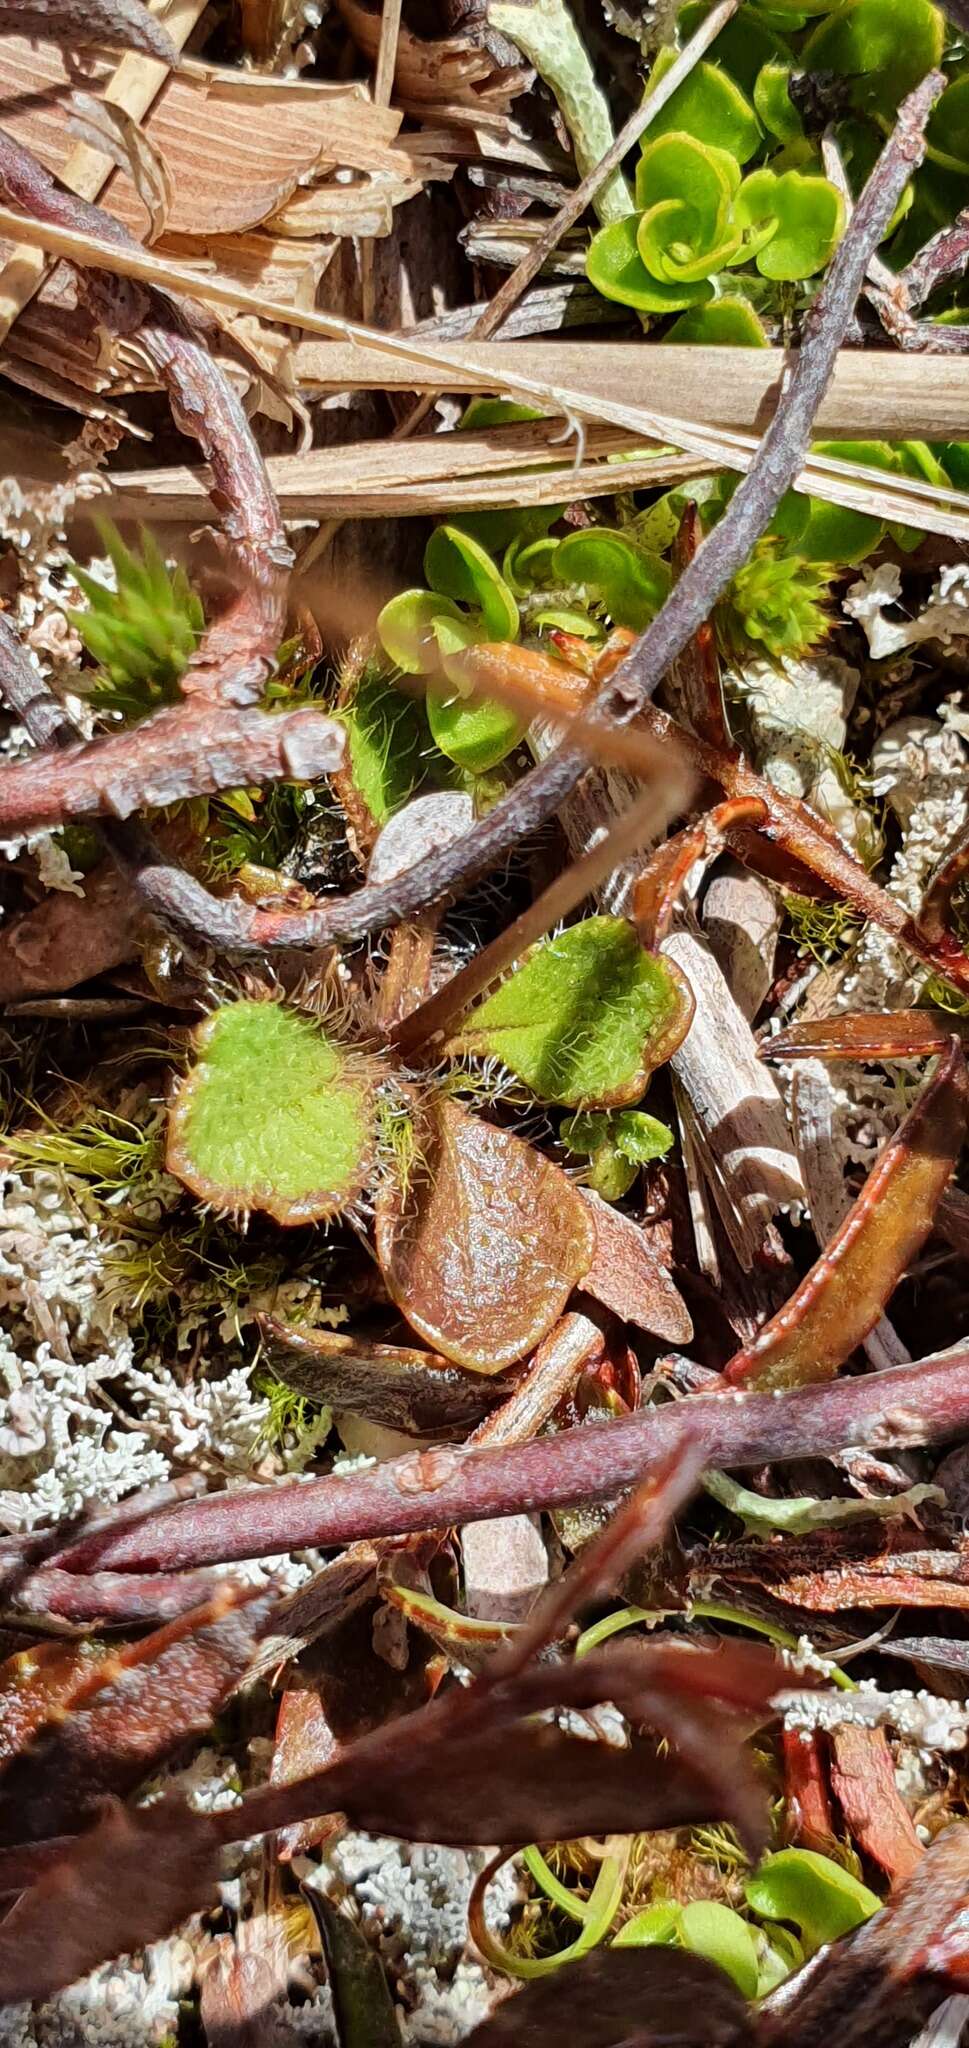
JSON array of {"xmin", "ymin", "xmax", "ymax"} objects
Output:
[
  {"xmin": 450, "ymin": 915, "xmax": 694, "ymax": 1108},
  {"xmin": 803, "ymin": 0, "xmax": 944, "ymax": 117},
  {"xmin": 166, "ymin": 998, "xmax": 377, "ymax": 1225},
  {"xmin": 678, "ymin": 1904, "xmax": 760, "ymax": 2001},
  {"xmin": 644, "ymin": 47, "xmax": 762, "ymax": 161},
  {"xmin": 587, "ymin": 214, "xmax": 714, "ymax": 313},
  {"xmin": 613, "ymin": 1903, "xmax": 680, "ymax": 1948},
  {"xmin": 427, "ymin": 618, "xmax": 526, "ymax": 773},
  {"xmin": 561, "ymin": 1107, "xmax": 674, "ymax": 1199},
  {"xmin": 735, "ymin": 166, "xmax": 844, "ymax": 280},
  {"xmin": 636, "ymin": 134, "xmax": 741, "ymax": 284},
  {"xmin": 424, "ymin": 526, "xmax": 520, "ymax": 642},
  {"xmin": 676, "ymin": 4, "xmax": 792, "ymax": 94},
  {"xmin": 744, "ymin": 1850, "xmax": 881, "ymax": 1955},
  {"xmin": 553, "ymin": 529, "xmax": 671, "ymax": 630},
  {"xmin": 753, "ymin": 61, "xmax": 803, "ymax": 141},
  {"xmin": 666, "ymin": 297, "xmax": 769, "ymax": 346},
  {"xmin": 377, "ymin": 589, "xmax": 463, "ymax": 675}
]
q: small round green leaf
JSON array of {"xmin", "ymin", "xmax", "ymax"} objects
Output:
[
  {"xmin": 802, "ymin": 0, "xmax": 944, "ymax": 116},
  {"xmin": 449, "ymin": 915, "xmax": 695, "ymax": 1108},
  {"xmin": 753, "ymin": 60, "xmax": 803, "ymax": 141},
  {"xmin": 561, "ymin": 1107, "xmax": 674, "ymax": 1200},
  {"xmin": 335, "ymin": 666, "xmax": 428, "ymax": 835},
  {"xmin": 427, "ymin": 617, "xmax": 525, "ymax": 771},
  {"xmin": 644, "ymin": 48, "xmax": 762, "ymax": 161},
  {"xmin": 736, "ymin": 167, "xmax": 844, "ymax": 280},
  {"xmin": 377, "ymin": 588, "xmax": 463, "ymax": 675},
  {"xmin": 744, "ymin": 1850, "xmax": 881, "ymax": 1956},
  {"xmin": 166, "ymin": 998, "xmax": 377, "ymax": 1225},
  {"xmin": 424, "ymin": 525, "xmax": 519, "ymax": 642},
  {"xmin": 666, "ymin": 298, "xmax": 769, "ymax": 346},
  {"xmin": 613, "ymin": 1903, "xmax": 680, "ymax": 1948},
  {"xmin": 554, "ymin": 529, "xmax": 672, "ymax": 630}
]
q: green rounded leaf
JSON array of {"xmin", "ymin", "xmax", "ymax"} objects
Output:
[
  {"xmin": 636, "ymin": 134, "xmax": 740, "ymax": 284},
  {"xmin": 753, "ymin": 61, "xmax": 803, "ymax": 141},
  {"xmin": 613, "ymin": 1903, "xmax": 680, "ymax": 1949},
  {"xmin": 803, "ymin": 0, "xmax": 944, "ymax": 117},
  {"xmin": 449, "ymin": 915, "xmax": 694, "ymax": 1108},
  {"xmin": 678, "ymin": 1904, "xmax": 761, "ymax": 2001},
  {"xmin": 166, "ymin": 998, "xmax": 377, "ymax": 1225},
  {"xmin": 587, "ymin": 213, "xmax": 714, "ymax": 313},
  {"xmin": 460, "ymin": 397, "xmax": 544, "ymax": 430},
  {"xmin": 377, "ymin": 588, "xmax": 463, "ymax": 675},
  {"xmin": 744, "ymin": 1850, "xmax": 881, "ymax": 1956},
  {"xmin": 666, "ymin": 297, "xmax": 769, "ymax": 346},
  {"xmin": 676, "ymin": 3, "xmax": 792, "ymax": 95},
  {"xmin": 644, "ymin": 47, "xmax": 762, "ymax": 161},
  {"xmin": 427, "ymin": 616, "xmax": 525, "ymax": 771},
  {"xmin": 736, "ymin": 167, "xmax": 845, "ymax": 280},
  {"xmin": 554, "ymin": 529, "xmax": 671, "ymax": 630},
  {"xmin": 424, "ymin": 525, "xmax": 520, "ymax": 642}
]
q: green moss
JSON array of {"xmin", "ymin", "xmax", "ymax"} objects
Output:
[{"xmin": 67, "ymin": 522, "xmax": 203, "ymax": 722}]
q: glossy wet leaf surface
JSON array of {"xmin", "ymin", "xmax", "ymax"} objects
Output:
[
  {"xmin": 450, "ymin": 915, "xmax": 694, "ymax": 1108},
  {"xmin": 167, "ymin": 997, "xmax": 378, "ymax": 1224},
  {"xmin": 374, "ymin": 1098, "xmax": 596, "ymax": 1370}
]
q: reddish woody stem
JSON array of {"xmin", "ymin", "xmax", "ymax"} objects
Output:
[{"xmin": 45, "ymin": 1344, "xmax": 969, "ymax": 1575}]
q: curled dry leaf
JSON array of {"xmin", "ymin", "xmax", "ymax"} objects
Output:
[
  {"xmin": 167, "ymin": 997, "xmax": 381, "ymax": 1225},
  {"xmin": 463, "ymin": 1946, "xmax": 750, "ymax": 2048},
  {"xmin": 725, "ymin": 1041, "xmax": 969, "ymax": 1390},
  {"xmin": 448, "ymin": 915, "xmax": 694, "ymax": 1108},
  {"xmin": 374, "ymin": 1097, "xmax": 596, "ymax": 1372},
  {"xmin": 67, "ymin": 93, "xmax": 173, "ymax": 243},
  {"xmin": 259, "ymin": 1313, "xmax": 505, "ymax": 1437},
  {"xmin": 0, "ymin": 1584, "xmax": 274, "ymax": 1846}
]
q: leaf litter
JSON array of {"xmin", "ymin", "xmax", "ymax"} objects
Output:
[{"xmin": 2, "ymin": 1, "xmax": 969, "ymax": 2043}]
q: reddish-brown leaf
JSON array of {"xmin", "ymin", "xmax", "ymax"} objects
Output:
[
  {"xmin": 764, "ymin": 1012, "xmax": 967, "ymax": 1062},
  {"xmin": 829, "ymin": 1723, "xmax": 923, "ymax": 1886},
  {"xmin": 259, "ymin": 1313, "xmax": 504, "ymax": 1436},
  {"xmin": 271, "ymin": 1688, "xmax": 343, "ymax": 1861},
  {"xmin": 374, "ymin": 1098, "xmax": 596, "ymax": 1372},
  {"xmin": 782, "ymin": 1728, "xmax": 834, "ymax": 1852},
  {"xmin": 725, "ymin": 1040, "xmax": 968, "ymax": 1390},
  {"xmin": 632, "ymin": 797, "xmax": 766, "ymax": 952},
  {"xmin": 578, "ymin": 1189, "xmax": 693, "ymax": 1345},
  {"xmin": 0, "ymin": 1639, "xmax": 111, "ymax": 1770},
  {"xmin": 0, "ymin": 1797, "xmax": 218, "ymax": 2006},
  {"xmin": 0, "ymin": 1584, "xmax": 274, "ymax": 1845}
]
